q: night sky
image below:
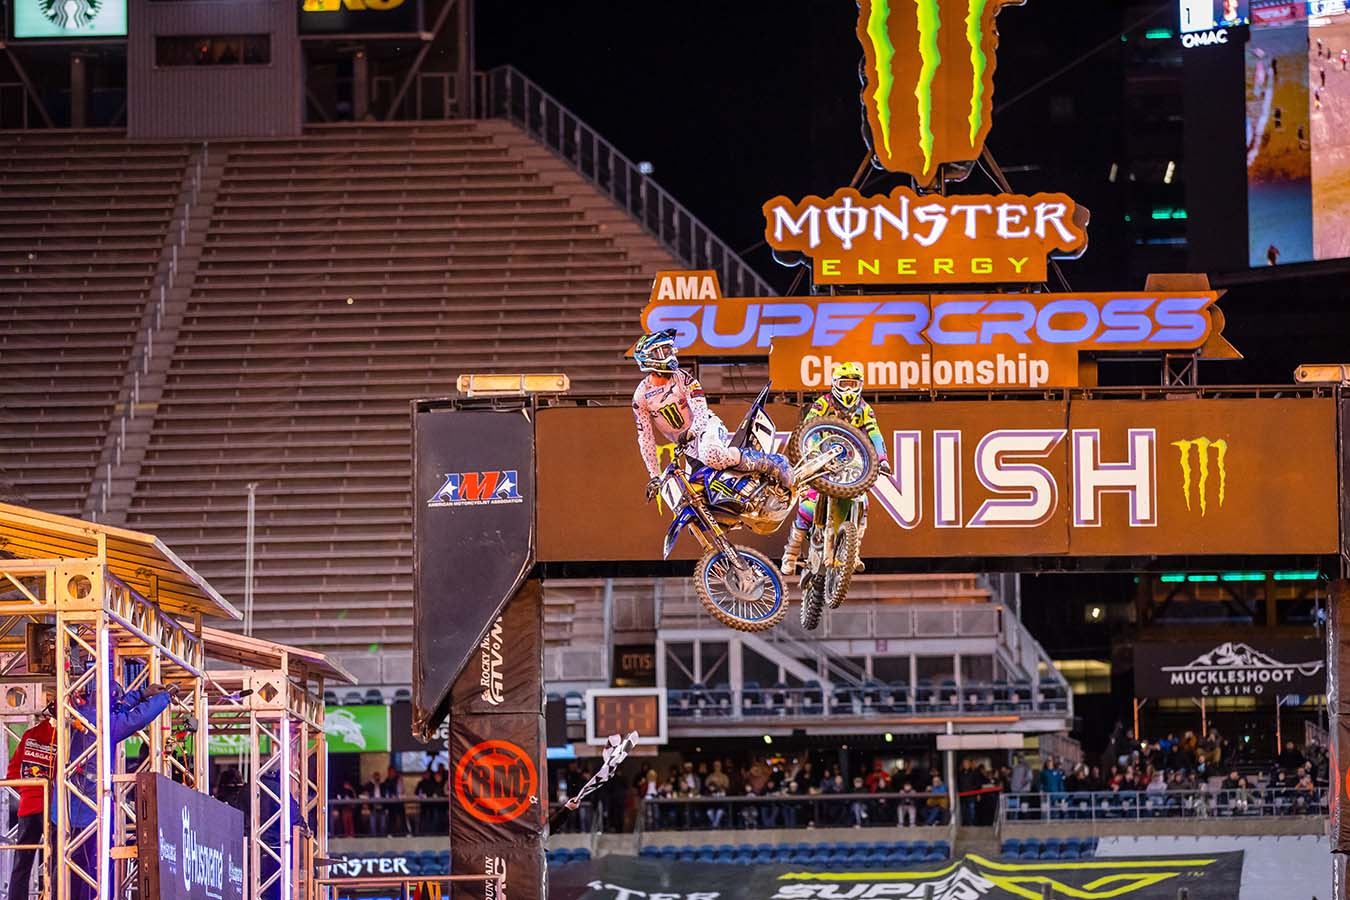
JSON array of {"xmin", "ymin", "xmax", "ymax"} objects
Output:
[{"xmin": 478, "ymin": 2, "xmax": 1350, "ymax": 385}]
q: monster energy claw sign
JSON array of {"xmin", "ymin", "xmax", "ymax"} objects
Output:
[{"xmin": 856, "ymin": 0, "xmax": 1024, "ymax": 184}]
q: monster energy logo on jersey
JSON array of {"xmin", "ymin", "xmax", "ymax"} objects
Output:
[{"xmin": 856, "ymin": 0, "xmax": 1022, "ymax": 185}]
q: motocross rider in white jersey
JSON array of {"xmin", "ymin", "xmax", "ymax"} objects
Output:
[{"xmin": 632, "ymin": 329, "xmax": 794, "ymax": 501}]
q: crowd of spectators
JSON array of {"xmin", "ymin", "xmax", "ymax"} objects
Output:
[{"xmin": 329, "ymin": 764, "xmax": 450, "ymax": 837}]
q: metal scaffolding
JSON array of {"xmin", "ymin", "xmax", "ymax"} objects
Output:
[
  {"xmin": 199, "ymin": 628, "xmax": 354, "ymax": 900},
  {"xmin": 0, "ymin": 504, "xmax": 356, "ymax": 900}
]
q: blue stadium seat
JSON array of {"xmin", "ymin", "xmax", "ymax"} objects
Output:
[
  {"xmin": 1001, "ymin": 839, "xmax": 1021, "ymax": 858},
  {"xmin": 694, "ymin": 850, "xmax": 715, "ymax": 863},
  {"xmin": 658, "ymin": 847, "xmax": 677, "ymax": 860},
  {"xmin": 639, "ymin": 847, "xmax": 658, "ymax": 858},
  {"xmin": 933, "ymin": 841, "xmax": 951, "ymax": 858},
  {"xmin": 1039, "ymin": 841, "xmax": 1063, "ymax": 860}
]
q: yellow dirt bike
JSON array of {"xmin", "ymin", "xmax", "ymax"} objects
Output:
[{"xmin": 785, "ymin": 416, "xmax": 880, "ymax": 631}]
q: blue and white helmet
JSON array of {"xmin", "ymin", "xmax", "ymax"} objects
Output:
[{"xmin": 634, "ymin": 329, "xmax": 680, "ymax": 374}]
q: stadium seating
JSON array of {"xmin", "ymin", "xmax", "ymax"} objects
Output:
[
  {"xmin": 119, "ymin": 121, "xmax": 680, "ymax": 651},
  {"xmin": 636, "ymin": 840, "xmax": 951, "ymax": 867},
  {"xmin": 0, "ymin": 132, "xmax": 190, "ymax": 517},
  {"xmin": 545, "ymin": 847, "xmax": 593, "ymax": 865},
  {"xmin": 1000, "ymin": 838, "xmax": 1098, "ymax": 860}
]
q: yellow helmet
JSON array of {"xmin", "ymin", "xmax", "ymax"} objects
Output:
[{"xmin": 831, "ymin": 361, "xmax": 864, "ymax": 408}]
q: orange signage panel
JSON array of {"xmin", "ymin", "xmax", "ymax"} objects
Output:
[
  {"xmin": 763, "ymin": 187, "xmax": 1089, "ymax": 286},
  {"xmin": 857, "ymin": 0, "xmax": 1025, "ymax": 185},
  {"xmin": 535, "ymin": 396, "xmax": 1338, "ymax": 563}
]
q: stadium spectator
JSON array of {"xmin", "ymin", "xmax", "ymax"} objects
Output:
[
  {"xmin": 380, "ymin": 765, "xmax": 406, "ymax": 836},
  {"xmin": 6, "ymin": 711, "xmax": 53, "ymax": 900},
  {"xmin": 957, "ymin": 757, "xmax": 982, "ymax": 825},
  {"xmin": 331, "ymin": 779, "xmax": 357, "ymax": 837},
  {"xmin": 849, "ymin": 776, "xmax": 869, "ymax": 826},
  {"xmin": 1009, "ymin": 754, "xmax": 1033, "ymax": 794},
  {"xmin": 897, "ymin": 781, "xmax": 919, "ymax": 827},
  {"xmin": 1278, "ymin": 740, "xmax": 1305, "ymax": 772},
  {"xmin": 924, "ymin": 774, "xmax": 948, "ymax": 826}
]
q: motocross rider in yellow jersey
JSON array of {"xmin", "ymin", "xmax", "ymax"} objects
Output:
[{"xmin": 780, "ymin": 361, "xmax": 891, "ymax": 574}]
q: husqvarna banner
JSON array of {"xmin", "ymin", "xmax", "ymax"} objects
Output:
[
  {"xmin": 638, "ymin": 272, "xmax": 1236, "ymax": 391},
  {"xmin": 135, "ymin": 774, "xmax": 246, "ymax": 900},
  {"xmin": 536, "ymin": 395, "xmax": 1338, "ymax": 563},
  {"xmin": 1135, "ymin": 639, "xmax": 1326, "ymax": 698},
  {"xmin": 412, "ymin": 403, "xmax": 535, "ymax": 739},
  {"xmin": 548, "ymin": 853, "xmax": 1245, "ymax": 900}
]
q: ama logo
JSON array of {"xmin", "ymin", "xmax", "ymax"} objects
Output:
[{"xmin": 427, "ymin": 470, "xmax": 523, "ymax": 508}]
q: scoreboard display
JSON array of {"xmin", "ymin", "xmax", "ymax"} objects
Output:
[{"xmin": 584, "ymin": 688, "xmax": 667, "ymax": 747}]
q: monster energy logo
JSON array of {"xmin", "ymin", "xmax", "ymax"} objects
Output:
[
  {"xmin": 1172, "ymin": 437, "xmax": 1228, "ymax": 516},
  {"xmin": 858, "ymin": 0, "xmax": 1007, "ymax": 180}
]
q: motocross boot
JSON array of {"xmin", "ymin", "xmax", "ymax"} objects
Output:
[
  {"xmin": 780, "ymin": 526, "xmax": 806, "ymax": 575},
  {"xmin": 739, "ymin": 448, "xmax": 796, "ymax": 490},
  {"xmin": 853, "ymin": 521, "xmax": 867, "ymax": 572}
]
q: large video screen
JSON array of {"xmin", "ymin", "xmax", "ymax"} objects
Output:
[
  {"xmin": 11, "ymin": 0, "xmax": 127, "ymax": 39},
  {"xmin": 1246, "ymin": 1, "xmax": 1350, "ymax": 265},
  {"xmin": 1182, "ymin": 0, "xmax": 1251, "ymax": 32}
]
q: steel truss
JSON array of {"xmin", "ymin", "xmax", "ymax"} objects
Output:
[
  {"xmin": 202, "ymin": 646, "xmax": 338, "ymax": 900},
  {"xmin": 0, "ymin": 555, "xmax": 209, "ymax": 900},
  {"xmin": 0, "ymin": 506, "xmax": 364, "ymax": 900}
]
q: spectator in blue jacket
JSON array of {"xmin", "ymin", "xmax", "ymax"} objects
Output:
[{"xmin": 55, "ymin": 680, "xmax": 174, "ymax": 900}]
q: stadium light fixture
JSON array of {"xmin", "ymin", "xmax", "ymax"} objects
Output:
[
  {"xmin": 1186, "ymin": 574, "xmax": 1218, "ymax": 583},
  {"xmin": 1163, "ymin": 161, "xmax": 1176, "ymax": 184},
  {"xmin": 762, "ymin": 734, "xmax": 773, "ymax": 745},
  {"xmin": 1294, "ymin": 364, "xmax": 1350, "ymax": 385},
  {"xmin": 456, "ymin": 373, "xmax": 571, "ymax": 397},
  {"xmin": 1159, "ymin": 573, "xmax": 1185, "ymax": 583},
  {"xmin": 1145, "ymin": 28, "xmax": 1175, "ymax": 39}
]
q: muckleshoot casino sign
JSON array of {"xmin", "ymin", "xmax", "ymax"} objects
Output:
[{"xmin": 643, "ymin": 0, "xmax": 1241, "ymax": 388}]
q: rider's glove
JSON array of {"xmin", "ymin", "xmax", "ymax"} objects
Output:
[
  {"xmin": 645, "ymin": 477, "xmax": 661, "ymax": 502},
  {"xmin": 879, "ymin": 459, "xmax": 893, "ymax": 476}
]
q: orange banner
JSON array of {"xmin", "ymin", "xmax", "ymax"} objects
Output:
[{"xmin": 536, "ymin": 396, "xmax": 1337, "ymax": 563}]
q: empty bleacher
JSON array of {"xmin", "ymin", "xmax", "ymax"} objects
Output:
[
  {"xmin": 1000, "ymin": 838, "xmax": 1099, "ymax": 860},
  {"xmin": 0, "ymin": 132, "xmax": 189, "ymax": 516},
  {"xmin": 121, "ymin": 121, "xmax": 679, "ymax": 655}
]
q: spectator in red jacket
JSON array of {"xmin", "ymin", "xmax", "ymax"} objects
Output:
[{"xmin": 6, "ymin": 713, "xmax": 55, "ymax": 898}]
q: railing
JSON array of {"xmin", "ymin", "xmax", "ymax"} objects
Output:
[
  {"xmin": 480, "ymin": 65, "xmax": 774, "ymax": 298},
  {"xmin": 94, "ymin": 143, "xmax": 209, "ymax": 521},
  {"xmin": 328, "ymin": 795, "xmax": 448, "ymax": 838},
  {"xmin": 0, "ymin": 778, "xmax": 53, "ymax": 900},
  {"xmin": 639, "ymin": 792, "xmax": 952, "ymax": 835},
  {"xmin": 664, "ymin": 681, "xmax": 1071, "ymax": 721},
  {"xmin": 315, "ymin": 874, "xmax": 502, "ymax": 900},
  {"xmin": 998, "ymin": 788, "xmax": 1329, "ymax": 826}
]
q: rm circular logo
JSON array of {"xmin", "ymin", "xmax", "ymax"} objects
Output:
[{"xmin": 454, "ymin": 740, "xmax": 537, "ymax": 824}]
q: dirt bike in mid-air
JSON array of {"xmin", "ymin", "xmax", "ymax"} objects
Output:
[
  {"xmin": 787, "ymin": 420, "xmax": 877, "ymax": 630},
  {"xmin": 657, "ymin": 385, "xmax": 881, "ymax": 632}
]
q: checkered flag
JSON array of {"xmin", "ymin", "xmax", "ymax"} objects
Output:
[{"xmin": 565, "ymin": 731, "xmax": 638, "ymax": 810}]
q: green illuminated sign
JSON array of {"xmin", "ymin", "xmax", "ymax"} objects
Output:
[
  {"xmin": 12, "ymin": 0, "xmax": 127, "ymax": 39},
  {"xmin": 324, "ymin": 705, "xmax": 390, "ymax": 753}
]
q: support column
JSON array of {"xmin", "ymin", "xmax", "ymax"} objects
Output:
[
  {"xmin": 456, "ymin": 0, "xmax": 473, "ymax": 117},
  {"xmin": 352, "ymin": 47, "xmax": 369, "ymax": 121},
  {"xmin": 69, "ymin": 54, "xmax": 87, "ymax": 128}
]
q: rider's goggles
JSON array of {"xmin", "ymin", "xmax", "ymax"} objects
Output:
[
  {"xmin": 646, "ymin": 344, "xmax": 675, "ymax": 361},
  {"xmin": 835, "ymin": 378, "xmax": 862, "ymax": 394}
]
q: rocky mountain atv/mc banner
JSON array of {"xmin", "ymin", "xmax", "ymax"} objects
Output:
[{"xmin": 548, "ymin": 852, "xmax": 1245, "ymax": 900}]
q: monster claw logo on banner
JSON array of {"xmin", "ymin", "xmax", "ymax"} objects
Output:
[
  {"xmin": 856, "ymin": 0, "xmax": 1026, "ymax": 184},
  {"xmin": 1171, "ymin": 437, "xmax": 1228, "ymax": 516}
]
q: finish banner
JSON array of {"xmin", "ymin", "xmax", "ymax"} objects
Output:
[
  {"xmin": 537, "ymin": 396, "xmax": 1339, "ymax": 563},
  {"xmin": 1135, "ymin": 639, "xmax": 1326, "ymax": 698},
  {"xmin": 549, "ymin": 853, "xmax": 1245, "ymax": 900},
  {"xmin": 412, "ymin": 403, "xmax": 535, "ymax": 739}
]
